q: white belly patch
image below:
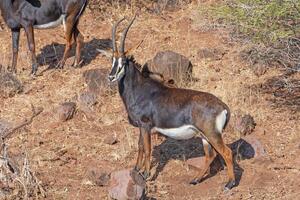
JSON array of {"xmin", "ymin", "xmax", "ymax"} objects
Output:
[
  {"xmin": 34, "ymin": 14, "xmax": 66, "ymax": 30},
  {"xmin": 154, "ymin": 125, "xmax": 198, "ymax": 140}
]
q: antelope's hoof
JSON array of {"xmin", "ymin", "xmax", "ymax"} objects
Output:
[
  {"xmin": 189, "ymin": 179, "xmax": 200, "ymax": 185},
  {"xmin": 72, "ymin": 60, "xmax": 83, "ymax": 68},
  {"xmin": 133, "ymin": 166, "xmax": 141, "ymax": 172},
  {"xmin": 56, "ymin": 61, "xmax": 65, "ymax": 69},
  {"xmin": 141, "ymin": 171, "xmax": 150, "ymax": 180},
  {"xmin": 224, "ymin": 180, "xmax": 236, "ymax": 191},
  {"xmin": 7, "ymin": 66, "xmax": 16, "ymax": 74},
  {"xmin": 30, "ymin": 69, "xmax": 37, "ymax": 76}
]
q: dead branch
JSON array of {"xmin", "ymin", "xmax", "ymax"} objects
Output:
[{"xmin": 1, "ymin": 104, "xmax": 43, "ymax": 141}]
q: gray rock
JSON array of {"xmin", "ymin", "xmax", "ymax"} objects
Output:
[
  {"xmin": 252, "ymin": 64, "xmax": 267, "ymax": 77},
  {"xmin": 235, "ymin": 114, "xmax": 256, "ymax": 136},
  {"xmin": 197, "ymin": 48, "xmax": 226, "ymax": 60},
  {"xmin": 108, "ymin": 169, "xmax": 146, "ymax": 200},
  {"xmin": 146, "ymin": 50, "xmax": 193, "ymax": 85},
  {"xmin": 0, "ymin": 72, "xmax": 23, "ymax": 98},
  {"xmin": 83, "ymin": 68, "xmax": 116, "ymax": 95},
  {"xmin": 103, "ymin": 134, "xmax": 118, "ymax": 145},
  {"xmin": 242, "ymin": 135, "xmax": 266, "ymax": 159},
  {"xmin": 56, "ymin": 102, "xmax": 76, "ymax": 122},
  {"xmin": 234, "ymin": 135, "xmax": 267, "ymax": 160},
  {"xmin": 78, "ymin": 91, "xmax": 97, "ymax": 107},
  {"xmin": 87, "ymin": 170, "xmax": 110, "ymax": 187},
  {"xmin": 0, "ymin": 119, "xmax": 11, "ymax": 137},
  {"xmin": 186, "ymin": 157, "xmax": 206, "ymax": 171}
]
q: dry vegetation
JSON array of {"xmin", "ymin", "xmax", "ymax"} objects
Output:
[{"xmin": 0, "ymin": 0, "xmax": 299, "ymax": 199}]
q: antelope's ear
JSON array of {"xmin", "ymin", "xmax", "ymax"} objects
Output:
[
  {"xmin": 124, "ymin": 40, "xmax": 143, "ymax": 56},
  {"xmin": 97, "ymin": 49, "xmax": 113, "ymax": 58},
  {"xmin": 141, "ymin": 64, "xmax": 151, "ymax": 77}
]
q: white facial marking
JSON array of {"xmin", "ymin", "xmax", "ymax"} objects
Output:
[
  {"xmin": 118, "ymin": 57, "xmax": 123, "ymax": 69},
  {"xmin": 216, "ymin": 109, "xmax": 227, "ymax": 133},
  {"xmin": 112, "ymin": 57, "xmax": 116, "ymax": 69},
  {"xmin": 34, "ymin": 14, "xmax": 66, "ymax": 29},
  {"xmin": 115, "ymin": 57, "xmax": 125, "ymax": 80},
  {"xmin": 154, "ymin": 125, "xmax": 198, "ymax": 140}
]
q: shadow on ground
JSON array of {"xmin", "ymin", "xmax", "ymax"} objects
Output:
[
  {"xmin": 37, "ymin": 38, "xmax": 112, "ymax": 71},
  {"xmin": 151, "ymin": 137, "xmax": 255, "ymax": 187}
]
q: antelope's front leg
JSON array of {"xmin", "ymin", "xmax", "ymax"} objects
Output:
[
  {"xmin": 135, "ymin": 128, "xmax": 144, "ymax": 171},
  {"xmin": 142, "ymin": 128, "xmax": 151, "ymax": 179},
  {"xmin": 24, "ymin": 26, "xmax": 38, "ymax": 75},
  {"xmin": 8, "ymin": 28, "xmax": 20, "ymax": 73}
]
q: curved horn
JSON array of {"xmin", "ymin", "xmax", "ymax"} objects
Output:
[
  {"xmin": 112, "ymin": 17, "xmax": 125, "ymax": 53},
  {"xmin": 119, "ymin": 14, "xmax": 137, "ymax": 55}
]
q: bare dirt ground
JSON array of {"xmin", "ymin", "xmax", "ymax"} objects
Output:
[{"xmin": 0, "ymin": 1, "xmax": 299, "ymax": 199}]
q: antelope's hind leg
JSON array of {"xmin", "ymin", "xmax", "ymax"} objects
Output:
[
  {"xmin": 72, "ymin": 25, "xmax": 84, "ymax": 67},
  {"xmin": 56, "ymin": 15, "xmax": 75, "ymax": 69},
  {"xmin": 206, "ymin": 131, "xmax": 236, "ymax": 190},
  {"xmin": 190, "ymin": 138, "xmax": 217, "ymax": 185}
]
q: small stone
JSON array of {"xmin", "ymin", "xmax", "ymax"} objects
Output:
[
  {"xmin": 83, "ymin": 68, "xmax": 116, "ymax": 95},
  {"xmin": 197, "ymin": 48, "xmax": 226, "ymax": 61},
  {"xmin": 242, "ymin": 135, "xmax": 266, "ymax": 159},
  {"xmin": 235, "ymin": 114, "xmax": 256, "ymax": 136},
  {"xmin": 108, "ymin": 169, "xmax": 146, "ymax": 200},
  {"xmin": 87, "ymin": 170, "xmax": 110, "ymax": 187},
  {"xmin": 186, "ymin": 157, "xmax": 206, "ymax": 170},
  {"xmin": 0, "ymin": 119, "xmax": 11, "ymax": 137},
  {"xmin": 103, "ymin": 135, "xmax": 118, "ymax": 145},
  {"xmin": 56, "ymin": 102, "xmax": 76, "ymax": 122},
  {"xmin": 78, "ymin": 91, "xmax": 97, "ymax": 107},
  {"xmin": 97, "ymin": 173, "xmax": 111, "ymax": 187},
  {"xmin": 0, "ymin": 72, "xmax": 23, "ymax": 98},
  {"xmin": 232, "ymin": 135, "xmax": 267, "ymax": 160},
  {"xmin": 252, "ymin": 65, "xmax": 267, "ymax": 77}
]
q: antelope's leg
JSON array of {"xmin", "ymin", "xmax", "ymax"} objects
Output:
[
  {"xmin": 24, "ymin": 26, "xmax": 38, "ymax": 75},
  {"xmin": 190, "ymin": 138, "xmax": 217, "ymax": 185},
  {"xmin": 142, "ymin": 128, "xmax": 151, "ymax": 179},
  {"xmin": 72, "ymin": 25, "xmax": 84, "ymax": 67},
  {"xmin": 57, "ymin": 16, "xmax": 75, "ymax": 69},
  {"xmin": 207, "ymin": 132, "xmax": 236, "ymax": 190},
  {"xmin": 135, "ymin": 128, "xmax": 144, "ymax": 171},
  {"xmin": 9, "ymin": 28, "xmax": 20, "ymax": 73}
]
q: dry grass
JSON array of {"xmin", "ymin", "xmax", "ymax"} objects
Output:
[{"xmin": 0, "ymin": 1, "xmax": 299, "ymax": 199}]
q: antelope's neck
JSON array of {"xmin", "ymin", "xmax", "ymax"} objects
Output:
[{"xmin": 118, "ymin": 61, "xmax": 142, "ymax": 109}]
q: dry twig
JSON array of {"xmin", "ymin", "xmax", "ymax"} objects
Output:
[{"xmin": 1, "ymin": 104, "xmax": 43, "ymax": 141}]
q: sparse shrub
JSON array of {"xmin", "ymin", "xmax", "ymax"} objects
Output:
[
  {"xmin": 201, "ymin": 0, "xmax": 300, "ymax": 69},
  {"xmin": 202, "ymin": 0, "xmax": 300, "ymax": 43},
  {"xmin": 88, "ymin": 0, "xmax": 192, "ymax": 14}
]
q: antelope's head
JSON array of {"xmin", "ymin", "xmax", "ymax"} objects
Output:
[{"xmin": 108, "ymin": 15, "xmax": 136, "ymax": 82}]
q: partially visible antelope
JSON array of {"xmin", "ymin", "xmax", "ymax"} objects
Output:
[
  {"xmin": 108, "ymin": 16, "xmax": 236, "ymax": 190},
  {"xmin": 0, "ymin": 0, "xmax": 88, "ymax": 75}
]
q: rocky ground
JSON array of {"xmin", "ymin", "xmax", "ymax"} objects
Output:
[{"xmin": 0, "ymin": 1, "xmax": 299, "ymax": 199}]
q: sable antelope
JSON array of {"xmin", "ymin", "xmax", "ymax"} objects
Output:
[
  {"xmin": 0, "ymin": 0, "xmax": 88, "ymax": 75},
  {"xmin": 109, "ymin": 16, "xmax": 236, "ymax": 190}
]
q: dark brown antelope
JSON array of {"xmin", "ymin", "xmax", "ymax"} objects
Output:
[
  {"xmin": 0, "ymin": 0, "xmax": 88, "ymax": 75},
  {"xmin": 109, "ymin": 16, "xmax": 236, "ymax": 190}
]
